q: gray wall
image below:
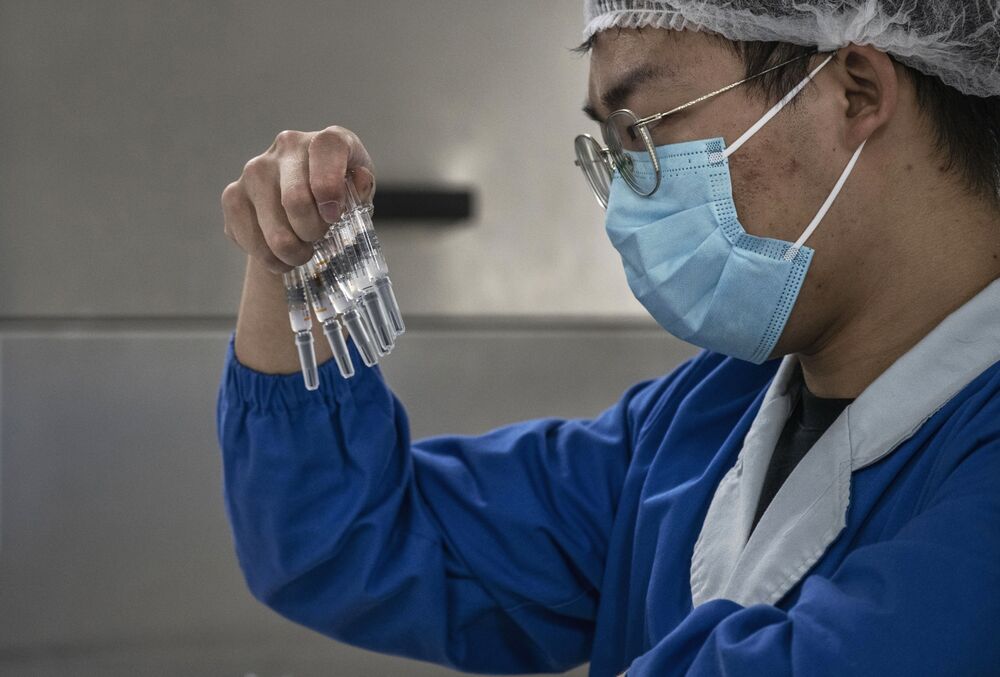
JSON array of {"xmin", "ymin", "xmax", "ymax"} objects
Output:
[
  {"xmin": 0, "ymin": 327, "xmax": 696, "ymax": 676},
  {"xmin": 0, "ymin": 2, "xmax": 697, "ymax": 675},
  {"xmin": 0, "ymin": 0, "xmax": 648, "ymax": 318}
]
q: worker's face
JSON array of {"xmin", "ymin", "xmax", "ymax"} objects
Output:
[{"xmin": 586, "ymin": 29, "xmax": 865, "ymax": 359}]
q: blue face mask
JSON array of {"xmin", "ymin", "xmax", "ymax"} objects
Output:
[{"xmin": 605, "ymin": 56, "xmax": 866, "ymax": 364}]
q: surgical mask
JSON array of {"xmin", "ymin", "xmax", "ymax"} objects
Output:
[{"xmin": 604, "ymin": 55, "xmax": 866, "ymax": 364}]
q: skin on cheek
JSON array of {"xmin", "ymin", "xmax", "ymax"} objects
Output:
[
  {"xmin": 727, "ymin": 140, "xmax": 790, "ymax": 239},
  {"xmin": 727, "ymin": 113, "xmax": 831, "ymax": 243}
]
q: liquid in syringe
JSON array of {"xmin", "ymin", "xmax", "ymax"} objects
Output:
[
  {"xmin": 282, "ymin": 268, "xmax": 319, "ymax": 391},
  {"xmin": 303, "ymin": 258, "xmax": 354, "ymax": 379}
]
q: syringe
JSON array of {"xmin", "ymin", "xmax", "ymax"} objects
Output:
[
  {"xmin": 313, "ymin": 236, "xmax": 381, "ymax": 368},
  {"xmin": 343, "ymin": 175, "xmax": 406, "ymax": 337},
  {"xmin": 333, "ymin": 218, "xmax": 395, "ymax": 356},
  {"xmin": 280, "ymin": 173, "xmax": 405, "ymax": 389},
  {"xmin": 282, "ymin": 268, "xmax": 320, "ymax": 391},
  {"xmin": 302, "ymin": 258, "xmax": 354, "ymax": 379}
]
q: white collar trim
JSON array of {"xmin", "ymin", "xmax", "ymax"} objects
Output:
[{"xmin": 691, "ymin": 277, "xmax": 1000, "ymax": 607}]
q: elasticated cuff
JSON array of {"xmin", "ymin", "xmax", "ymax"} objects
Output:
[{"xmin": 220, "ymin": 331, "xmax": 383, "ymax": 411}]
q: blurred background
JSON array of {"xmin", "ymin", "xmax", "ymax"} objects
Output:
[{"xmin": 0, "ymin": 1, "xmax": 696, "ymax": 675}]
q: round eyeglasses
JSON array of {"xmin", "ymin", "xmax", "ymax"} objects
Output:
[
  {"xmin": 574, "ymin": 109, "xmax": 660, "ymax": 209},
  {"xmin": 573, "ymin": 51, "xmax": 820, "ymax": 210}
]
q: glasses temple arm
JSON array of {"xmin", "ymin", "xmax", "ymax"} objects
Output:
[{"xmin": 633, "ymin": 50, "xmax": 821, "ymax": 129}]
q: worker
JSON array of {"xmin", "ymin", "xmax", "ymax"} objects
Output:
[{"xmin": 216, "ymin": 1, "xmax": 1000, "ymax": 674}]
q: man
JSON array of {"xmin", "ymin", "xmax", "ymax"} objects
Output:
[{"xmin": 217, "ymin": 1, "xmax": 1000, "ymax": 674}]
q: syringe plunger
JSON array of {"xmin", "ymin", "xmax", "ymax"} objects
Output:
[
  {"xmin": 294, "ymin": 331, "xmax": 320, "ymax": 390},
  {"xmin": 362, "ymin": 289, "xmax": 394, "ymax": 354},
  {"xmin": 342, "ymin": 308, "xmax": 380, "ymax": 367},
  {"xmin": 322, "ymin": 317, "xmax": 355, "ymax": 379},
  {"xmin": 374, "ymin": 276, "xmax": 405, "ymax": 336}
]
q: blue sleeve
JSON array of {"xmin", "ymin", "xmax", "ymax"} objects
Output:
[
  {"xmin": 624, "ymin": 438, "xmax": 1000, "ymax": 676},
  {"xmin": 216, "ymin": 333, "xmax": 697, "ymax": 674}
]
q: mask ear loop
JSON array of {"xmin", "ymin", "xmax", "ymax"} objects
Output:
[
  {"xmin": 714, "ymin": 52, "xmax": 867, "ymax": 263},
  {"xmin": 782, "ymin": 138, "xmax": 867, "ymax": 261},
  {"xmin": 722, "ymin": 55, "xmax": 835, "ymax": 160}
]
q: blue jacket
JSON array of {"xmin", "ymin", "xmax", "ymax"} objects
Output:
[{"xmin": 216, "ymin": 281, "xmax": 1000, "ymax": 676}]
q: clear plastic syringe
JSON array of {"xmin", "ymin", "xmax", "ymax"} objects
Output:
[
  {"xmin": 329, "ymin": 221, "xmax": 395, "ymax": 356},
  {"xmin": 343, "ymin": 175, "xmax": 405, "ymax": 337},
  {"xmin": 302, "ymin": 258, "xmax": 354, "ymax": 379},
  {"xmin": 313, "ymin": 236, "xmax": 381, "ymax": 368},
  {"xmin": 282, "ymin": 268, "xmax": 320, "ymax": 391}
]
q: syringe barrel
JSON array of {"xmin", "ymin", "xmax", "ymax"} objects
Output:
[
  {"xmin": 342, "ymin": 308, "xmax": 379, "ymax": 367},
  {"xmin": 348, "ymin": 212, "xmax": 389, "ymax": 278},
  {"xmin": 294, "ymin": 330, "xmax": 320, "ymax": 391},
  {"xmin": 315, "ymin": 247, "xmax": 353, "ymax": 314},
  {"xmin": 283, "ymin": 270, "xmax": 312, "ymax": 332},
  {"xmin": 332, "ymin": 223, "xmax": 369, "ymax": 299},
  {"xmin": 374, "ymin": 276, "xmax": 405, "ymax": 336},
  {"xmin": 322, "ymin": 318, "xmax": 355, "ymax": 379},
  {"xmin": 318, "ymin": 256, "xmax": 343, "ymax": 298},
  {"xmin": 304, "ymin": 262, "xmax": 340, "ymax": 323}
]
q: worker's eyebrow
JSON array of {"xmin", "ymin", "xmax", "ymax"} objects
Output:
[{"xmin": 582, "ymin": 63, "xmax": 673, "ymax": 123}]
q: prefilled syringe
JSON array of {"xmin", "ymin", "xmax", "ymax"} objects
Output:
[
  {"xmin": 303, "ymin": 258, "xmax": 354, "ymax": 379},
  {"xmin": 282, "ymin": 268, "xmax": 320, "ymax": 391},
  {"xmin": 333, "ymin": 219, "xmax": 395, "ymax": 356},
  {"xmin": 313, "ymin": 236, "xmax": 381, "ymax": 368},
  {"xmin": 342, "ymin": 175, "xmax": 406, "ymax": 337}
]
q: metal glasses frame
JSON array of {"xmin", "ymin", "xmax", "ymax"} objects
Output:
[{"xmin": 574, "ymin": 50, "xmax": 820, "ymax": 209}]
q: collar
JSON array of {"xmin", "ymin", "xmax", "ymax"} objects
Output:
[{"xmin": 691, "ymin": 277, "xmax": 1000, "ymax": 607}]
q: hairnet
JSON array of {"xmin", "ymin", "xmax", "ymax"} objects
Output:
[{"xmin": 582, "ymin": 1, "xmax": 1000, "ymax": 97}]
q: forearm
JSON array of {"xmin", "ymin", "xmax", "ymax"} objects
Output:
[{"xmin": 233, "ymin": 255, "xmax": 332, "ymax": 374}]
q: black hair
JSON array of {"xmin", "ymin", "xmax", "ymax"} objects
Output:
[{"xmin": 573, "ymin": 31, "xmax": 1000, "ymax": 208}]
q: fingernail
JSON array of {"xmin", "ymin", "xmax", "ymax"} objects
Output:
[{"xmin": 318, "ymin": 200, "xmax": 342, "ymax": 223}]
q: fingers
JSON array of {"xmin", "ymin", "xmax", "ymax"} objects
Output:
[
  {"xmin": 308, "ymin": 126, "xmax": 375, "ymax": 223},
  {"xmin": 221, "ymin": 181, "xmax": 292, "ymax": 274},
  {"xmin": 220, "ymin": 125, "xmax": 377, "ymax": 272},
  {"xmin": 278, "ymin": 141, "xmax": 330, "ymax": 243},
  {"xmin": 242, "ymin": 156, "xmax": 314, "ymax": 267},
  {"xmin": 353, "ymin": 165, "xmax": 377, "ymax": 204}
]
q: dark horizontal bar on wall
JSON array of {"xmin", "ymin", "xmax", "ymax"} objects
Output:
[{"xmin": 371, "ymin": 185, "xmax": 474, "ymax": 222}]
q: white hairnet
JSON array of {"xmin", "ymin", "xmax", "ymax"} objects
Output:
[{"xmin": 583, "ymin": 1, "xmax": 1000, "ymax": 97}]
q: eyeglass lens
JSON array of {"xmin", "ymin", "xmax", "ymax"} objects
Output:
[
  {"xmin": 574, "ymin": 135, "xmax": 612, "ymax": 208},
  {"xmin": 604, "ymin": 110, "xmax": 657, "ymax": 197}
]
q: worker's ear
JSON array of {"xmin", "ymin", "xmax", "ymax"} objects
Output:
[{"xmin": 830, "ymin": 44, "xmax": 899, "ymax": 149}]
